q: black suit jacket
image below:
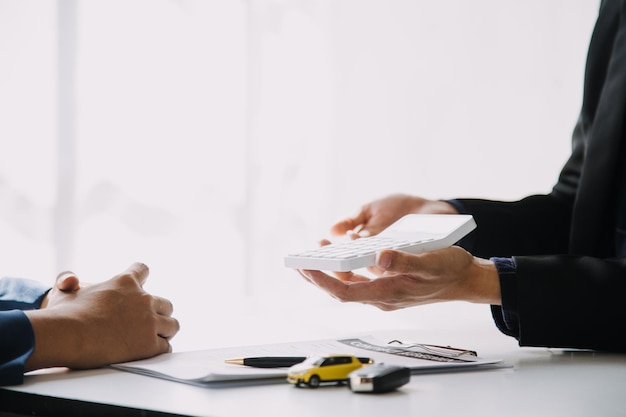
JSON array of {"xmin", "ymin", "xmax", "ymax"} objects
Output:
[{"xmin": 457, "ymin": 0, "xmax": 626, "ymax": 351}]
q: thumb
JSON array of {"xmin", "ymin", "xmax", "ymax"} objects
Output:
[
  {"xmin": 55, "ymin": 271, "xmax": 81, "ymax": 292},
  {"xmin": 375, "ymin": 250, "xmax": 422, "ymax": 273},
  {"xmin": 124, "ymin": 262, "xmax": 150, "ymax": 287}
]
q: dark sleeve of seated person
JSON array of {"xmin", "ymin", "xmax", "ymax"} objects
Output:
[{"xmin": 0, "ymin": 277, "xmax": 50, "ymax": 386}]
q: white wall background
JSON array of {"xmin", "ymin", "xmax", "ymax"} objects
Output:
[{"xmin": 0, "ymin": 0, "xmax": 599, "ymax": 349}]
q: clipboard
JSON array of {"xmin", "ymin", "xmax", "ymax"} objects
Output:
[{"xmin": 110, "ymin": 335, "xmax": 503, "ymax": 387}]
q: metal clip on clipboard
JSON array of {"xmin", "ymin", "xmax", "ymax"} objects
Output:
[{"xmin": 386, "ymin": 340, "xmax": 478, "ymax": 363}]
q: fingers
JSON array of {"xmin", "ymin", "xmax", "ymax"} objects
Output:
[
  {"xmin": 155, "ymin": 335, "xmax": 174, "ymax": 354},
  {"xmin": 315, "ymin": 239, "xmax": 368, "ymax": 282},
  {"xmin": 305, "ymin": 270, "xmax": 398, "ymax": 309},
  {"xmin": 299, "ymin": 269, "xmax": 409, "ymax": 311},
  {"xmin": 152, "ymin": 296, "xmax": 174, "ymax": 316},
  {"xmin": 347, "ymin": 228, "xmax": 370, "ymax": 239},
  {"xmin": 330, "ymin": 212, "xmax": 367, "ymax": 237},
  {"xmin": 121, "ymin": 262, "xmax": 150, "ymax": 287},
  {"xmin": 300, "ymin": 270, "xmax": 373, "ymax": 302},
  {"xmin": 121, "ymin": 264, "xmax": 179, "ymax": 341},
  {"xmin": 300, "ymin": 270, "xmax": 351, "ymax": 299},
  {"xmin": 114, "ymin": 263, "xmax": 180, "ymax": 342},
  {"xmin": 151, "ymin": 295, "xmax": 179, "ymax": 341},
  {"xmin": 55, "ymin": 271, "xmax": 81, "ymax": 292},
  {"xmin": 335, "ymin": 270, "xmax": 371, "ymax": 282},
  {"xmin": 157, "ymin": 315, "xmax": 180, "ymax": 340},
  {"xmin": 298, "ymin": 269, "xmax": 369, "ymax": 284}
]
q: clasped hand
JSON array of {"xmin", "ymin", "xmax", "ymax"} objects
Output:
[{"xmin": 25, "ymin": 262, "xmax": 180, "ymax": 371}]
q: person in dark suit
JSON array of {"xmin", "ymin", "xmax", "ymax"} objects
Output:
[{"xmin": 298, "ymin": 0, "xmax": 626, "ymax": 352}]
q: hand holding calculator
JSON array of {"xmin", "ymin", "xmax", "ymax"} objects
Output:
[{"xmin": 284, "ymin": 214, "xmax": 476, "ymax": 272}]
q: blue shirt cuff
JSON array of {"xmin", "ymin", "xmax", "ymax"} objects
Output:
[
  {"xmin": 0, "ymin": 277, "xmax": 51, "ymax": 311},
  {"xmin": 490, "ymin": 257, "xmax": 521, "ymax": 340},
  {"xmin": 445, "ymin": 199, "xmax": 469, "ymax": 214}
]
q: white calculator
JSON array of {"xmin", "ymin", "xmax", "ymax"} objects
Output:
[{"xmin": 284, "ymin": 214, "xmax": 476, "ymax": 272}]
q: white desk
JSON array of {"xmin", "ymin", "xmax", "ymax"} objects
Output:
[{"xmin": 1, "ymin": 303, "xmax": 625, "ymax": 417}]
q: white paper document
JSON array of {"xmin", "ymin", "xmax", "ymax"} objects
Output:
[{"xmin": 111, "ymin": 336, "xmax": 502, "ymax": 387}]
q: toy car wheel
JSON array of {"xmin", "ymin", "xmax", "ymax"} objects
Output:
[{"xmin": 308, "ymin": 375, "xmax": 321, "ymax": 388}]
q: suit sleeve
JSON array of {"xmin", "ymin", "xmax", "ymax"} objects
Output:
[
  {"xmin": 452, "ymin": 179, "xmax": 626, "ymax": 351},
  {"xmin": 452, "ymin": 111, "xmax": 585, "ymax": 259},
  {"xmin": 452, "ymin": 194, "xmax": 626, "ymax": 351},
  {"xmin": 0, "ymin": 277, "xmax": 51, "ymax": 385},
  {"xmin": 0, "ymin": 310, "xmax": 36, "ymax": 386},
  {"xmin": 505, "ymin": 254, "xmax": 626, "ymax": 351},
  {"xmin": 454, "ymin": 193, "xmax": 574, "ymax": 259}
]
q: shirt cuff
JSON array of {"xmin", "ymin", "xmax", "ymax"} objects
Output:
[
  {"xmin": 0, "ymin": 310, "xmax": 36, "ymax": 386},
  {"xmin": 0, "ymin": 277, "xmax": 51, "ymax": 311},
  {"xmin": 490, "ymin": 257, "xmax": 521, "ymax": 340},
  {"xmin": 445, "ymin": 199, "xmax": 469, "ymax": 214}
]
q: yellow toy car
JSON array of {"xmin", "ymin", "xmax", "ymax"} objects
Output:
[{"xmin": 287, "ymin": 354, "xmax": 371, "ymax": 388}]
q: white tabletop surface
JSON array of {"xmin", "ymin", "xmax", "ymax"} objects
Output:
[{"xmin": 4, "ymin": 301, "xmax": 626, "ymax": 417}]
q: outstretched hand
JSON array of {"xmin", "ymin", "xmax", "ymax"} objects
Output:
[
  {"xmin": 329, "ymin": 193, "xmax": 458, "ymax": 239},
  {"xmin": 298, "ymin": 246, "xmax": 501, "ymax": 311}
]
